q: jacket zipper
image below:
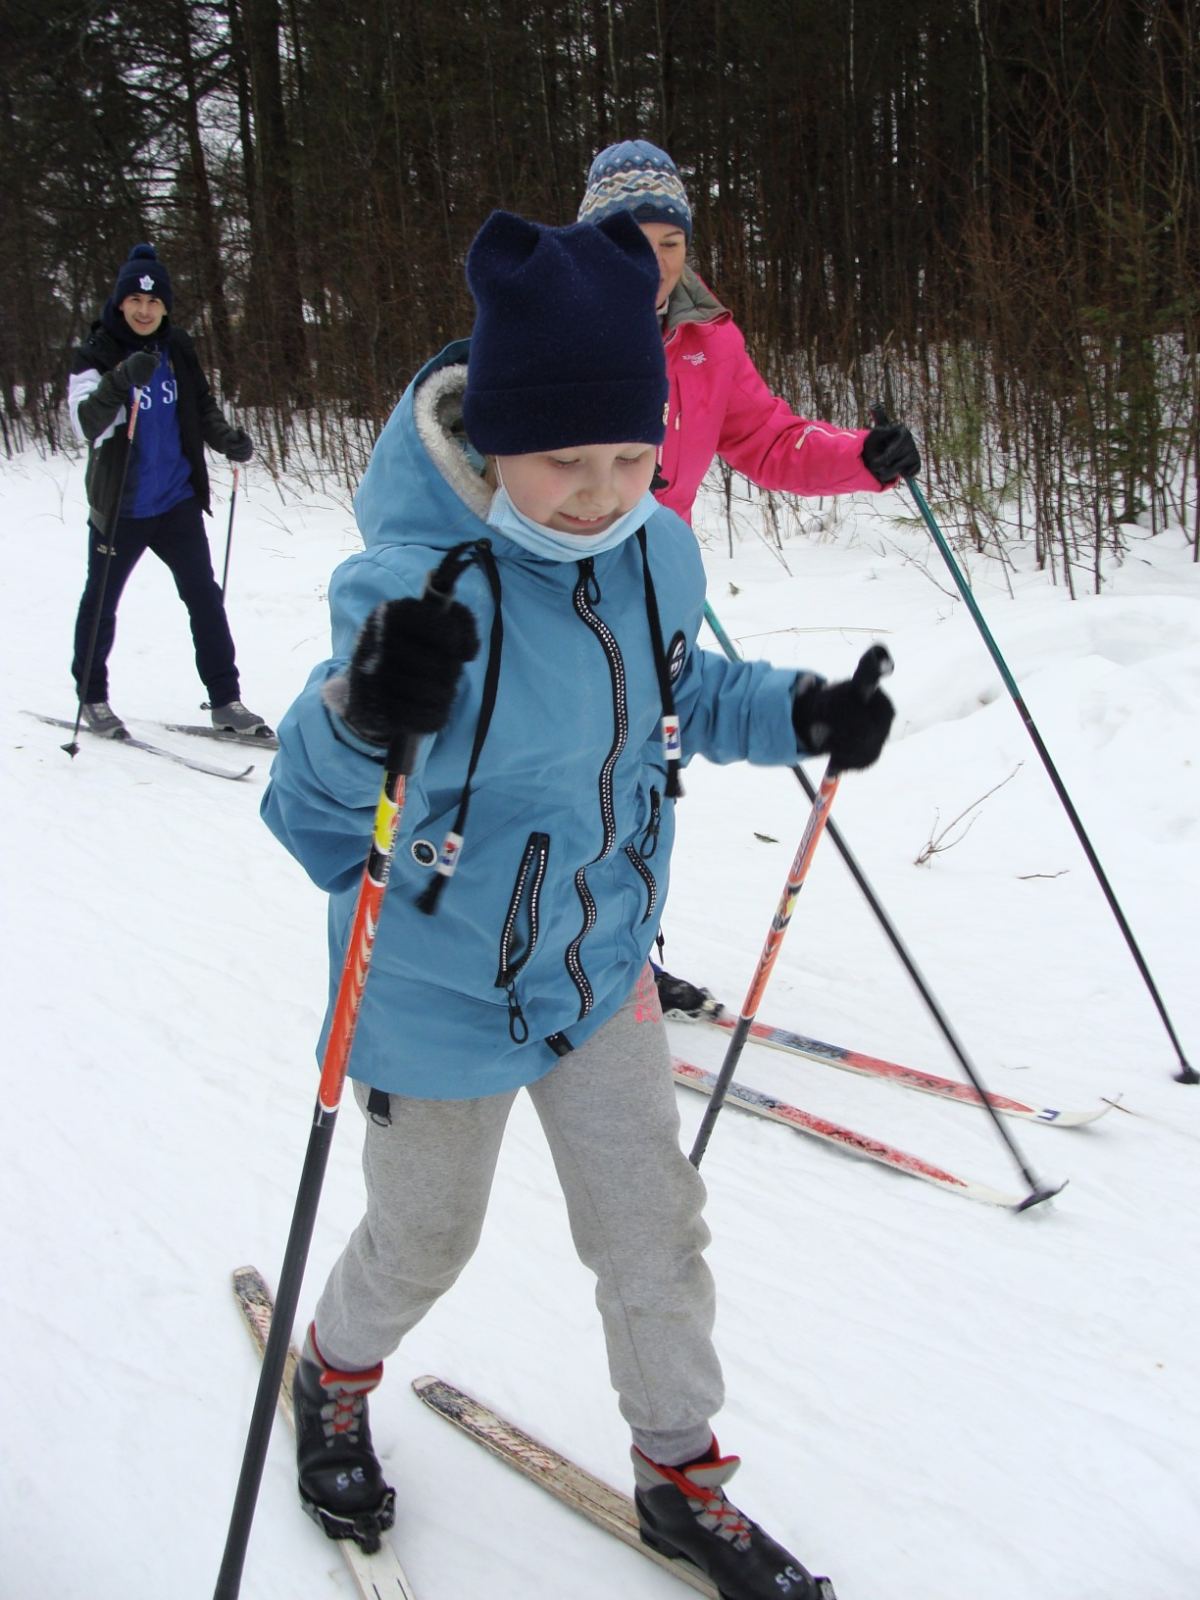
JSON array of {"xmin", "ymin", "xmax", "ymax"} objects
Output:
[
  {"xmin": 565, "ymin": 559, "xmax": 628, "ymax": 1017},
  {"xmin": 495, "ymin": 831, "xmax": 550, "ymax": 1043},
  {"xmin": 624, "ymin": 786, "xmax": 662, "ymax": 924}
]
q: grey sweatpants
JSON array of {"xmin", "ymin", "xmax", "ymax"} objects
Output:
[{"xmin": 313, "ymin": 970, "xmax": 724, "ymax": 1464}]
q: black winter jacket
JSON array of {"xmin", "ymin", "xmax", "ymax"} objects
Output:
[{"xmin": 69, "ymin": 323, "xmax": 241, "ymax": 530}]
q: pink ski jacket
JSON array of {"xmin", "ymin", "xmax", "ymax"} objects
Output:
[{"xmin": 656, "ymin": 269, "xmax": 883, "ymax": 524}]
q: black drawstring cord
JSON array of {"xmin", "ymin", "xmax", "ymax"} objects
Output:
[
  {"xmin": 416, "ymin": 540, "xmax": 504, "ymax": 915},
  {"xmin": 416, "ymin": 528, "xmax": 682, "ymax": 917},
  {"xmin": 635, "ymin": 528, "xmax": 684, "ymax": 798}
]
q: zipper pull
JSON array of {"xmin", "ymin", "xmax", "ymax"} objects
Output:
[
  {"xmin": 640, "ymin": 787, "xmax": 662, "ymax": 858},
  {"xmin": 578, "ymin": 556, "xmax": 601, "ymax": 605},
  {"xmin": 505, "ymin": 981, "xmax": 529, "ymax": 1044}
]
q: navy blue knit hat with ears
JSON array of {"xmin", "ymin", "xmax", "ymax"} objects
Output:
[
  {"xmin": 577, "ymin": 140, "xmax": 693, "ymax": 243},
  {"xmin": 113, "ymin": 244, "xmax": 173, "ymax": 311},
  {"xmin": 463, "ymin": 210, "xmax": 667, "ymax": 456}
]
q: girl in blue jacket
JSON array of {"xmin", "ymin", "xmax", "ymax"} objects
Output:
[{"xmin": 261, "ymin": 209, "xmax": 891, "ymax": 1600}]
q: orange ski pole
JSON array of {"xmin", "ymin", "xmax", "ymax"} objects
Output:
[
  {"xmin": 689, "ymin": 645, "xmax": 891, "ymax": 1168},
  {"xmin": 215, "ymin": 553, "xmax": 469, "ymax": 1599}
]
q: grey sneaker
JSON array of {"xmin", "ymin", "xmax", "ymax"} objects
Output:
[
  {"xmin": 82, "ymin": 701, "xmax": 128, "ymax": 739},
  {"xmin": 210, "ymin": 699, "xmax": 274, "ymax": 737}
]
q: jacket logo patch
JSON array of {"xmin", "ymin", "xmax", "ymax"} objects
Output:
[
  {"xmin": 411, "ymin": 838, "xmax": 437, "ymax": 867},
  {"xmin": 682, "ymin": 352, "xmax": 706, "ymax": 365},
  {"xmin": 667, "ymin": 630, "xmax": 687, "ymax": 684}
]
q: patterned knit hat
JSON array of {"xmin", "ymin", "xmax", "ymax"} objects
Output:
[
  {"xmin": 463, "ymin": 210, "xmax": 667, "ymax": 456},
  {"xmin": 577, "ymin": 140, "xmax": 692, "ymax": 242},
  {"xmin": 113, "ymin": 244, "xmax": 173, "ymax": 311}
]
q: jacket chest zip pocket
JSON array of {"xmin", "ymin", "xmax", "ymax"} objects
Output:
[
  {"xmin": 495, "ymin": 832, "xmax": 550, "ymax": 1042},
  {"xmin": 623, "ymin": 786, "xmax": 661, "ymax": 924}
]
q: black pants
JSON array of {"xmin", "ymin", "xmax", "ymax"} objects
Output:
[{"xmin": 71, "ymin": 497, "xmax": 239, "ymax": 705}]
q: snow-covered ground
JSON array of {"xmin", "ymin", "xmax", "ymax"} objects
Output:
[{"xmin": 3, "ymin": 440, "xmax": 1198, "ymax": 1600}]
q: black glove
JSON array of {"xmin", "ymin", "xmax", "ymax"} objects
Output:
[
  {"xmin": 344, "ymin": 595, "xmax": 480, "ymax": 745},
  {"xmin": 224, "ymin": 427, "xmax": 254, "ymax": 464},
  {"xmin": 792, "ymin": 673, "xmax": 895, "ymax": 772},
  {"xmin": 112, "ymin": 350, "xmax": 158, "ymax": 393},
  {"xmin": 862, "ymin": 424, "xmax": 920, "ymax": 485}
]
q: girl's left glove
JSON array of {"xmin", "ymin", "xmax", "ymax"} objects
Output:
[
  {"xmin": 344, "ymin": 596, "xmax": 480, "ymax": 745},
  {"xmin": 224, "ymin": 427, "xmax": 254, "ymax": 463},
  {"xmin": 792, "ymin": 673, "xmax": 894, "ymax": 771}
]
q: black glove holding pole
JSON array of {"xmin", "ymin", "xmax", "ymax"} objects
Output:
[
  {"xmin": 863, "ymin": 403, "xmax": 920, "ymax": 484},
  {"xmin": 344, "ymin": 594, "xmax": 480, "ymax": 747},
  {"xmin": 792, "ymin": 644, "xmax": 895, "ymax": 772},
  {"xmin": 223, "ymin": 427, "xmax": 254, "ymax": 464},
  {"xmin": 861, "ymin": 424, "xmax": 920, "ymax": 485},
  {"xmin": 111, "ymin": 350, "xmax": 158, "ymax": 394}
]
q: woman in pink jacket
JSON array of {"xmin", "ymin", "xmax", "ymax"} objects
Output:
[
  {"xmin": 577, "ymin": 139, "xmax": 919, "ymax": 527},
  {"xmin": 578, "ymin": 140, "xmax": 920, "ymax": 1016}
]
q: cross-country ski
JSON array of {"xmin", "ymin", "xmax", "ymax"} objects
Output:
[
  {"xmin": 231, "ymin": 1266, "xmax": 417, "ymax": 1599},
  {"xmin": 671, "ymin": 1057, "xmax": 1044, "ymax": 1207},
  {"xmin": 159, "ymin": 720, "xmax": 280, "ymax": 750},
  {"xmin": 25, "ymin": 710, "xmax": 254, "ymax": 780},
  {"xmin": 682, "ymin": 1011, "xmax": 1111, "ymax": 1126},
  {"xmin": 412, "ymin": 1375, "xmax": 837, "ymax": 1600}
]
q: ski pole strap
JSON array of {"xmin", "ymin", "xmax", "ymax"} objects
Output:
[
  {"xmin": 415, "ymin": 540, "xmax": 503, "ymax": 916},
  {"xmin": 636, "ymin": 528, "xmax": 683, "ymax": 797},
  {"xmin": 366, "ymin": 1087, "xmax": 392, "ymax": 1125}
]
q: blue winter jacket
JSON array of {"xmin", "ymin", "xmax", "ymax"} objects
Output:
[{"xmin": 262, "ymin": 341, "xmax": 808, "ymax": 1099}]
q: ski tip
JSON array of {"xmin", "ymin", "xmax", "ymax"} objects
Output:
[{"xmin": 412, "ymin": 1374, "xmax": 446, "ymax": 1401}]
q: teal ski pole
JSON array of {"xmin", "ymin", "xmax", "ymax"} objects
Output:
[{"xmin": 870, "ymin": 402, "xmax": 1194, "ymax": 1084}]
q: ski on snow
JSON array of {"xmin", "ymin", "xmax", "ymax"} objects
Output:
[
  {"xmin": 671, "ymin": 1057, "xmax": 1029, "ymax": 1206},
  {"xmin": 158, "ymin": 721, "xmax": 279, "ymax": 750},
  {"xmin": 231, "ymin": 1266, "xmax": 417, "ymax": 1599},
  {"xmin": 412, "ymin": 1375, "xmax": 838, "ymax": 1600},
  {"xmin": 25, "ymin": 712, "xmax": 254, "ymax": 780},
  {"xmin": 679, "ymin": 1011, "xmax": 1108, "ymax": 1127}
]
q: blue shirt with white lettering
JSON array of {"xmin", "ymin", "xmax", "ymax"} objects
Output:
[{"xmin": 123, "ymin": 351, "xmax": 194, "ymax": 518}]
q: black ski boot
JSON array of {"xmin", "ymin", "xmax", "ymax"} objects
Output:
[
  {"xmin": 655, "ymin": 966, "xmax": 724, "ymax": 1021},
  {"xmin": 293, "ymin": 1324, "xmax": 396, "ymax": 1553},
  {"xmin": 633, "ymin": 1439, "xmax": 837, "ymax": 1600}
]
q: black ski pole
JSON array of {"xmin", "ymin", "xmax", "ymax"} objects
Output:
[
  {"xmin": 689, "ymin": 646, "xmax": 889, "ymax": 1168},
  {"xmin": 701, "ymin": 604, "xmax": 1064, "ymax": 1210},
  {"xmin": 219, "ymin": 465, "xmax": 239, "ymax": 601},
  {"xmin": 63, "ymin": 387, "xmax": 146, "ymax": 756},
  {"xmin": 871, "ymin": 403, "xmax": 1195, "ymax": 1085},
  {"xmin": 213, "ymin": 558, "xmax": 468, "ymax": 1600}
]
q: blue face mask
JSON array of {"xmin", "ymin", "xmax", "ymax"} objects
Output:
[{"xmin": 485, "ymin": 480, "xmax": 659, "ymax": 563}]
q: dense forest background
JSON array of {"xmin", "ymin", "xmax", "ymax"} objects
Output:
[{"xmin": 2, "ymin": 0, "xmax": 1197, "ymax": 581}]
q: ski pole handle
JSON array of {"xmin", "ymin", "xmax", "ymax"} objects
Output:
[
  {"xmin": 824, "ymin": 643, "xmax": 894, "ymax": 780},
  {"xmin": 851, "ymin": 640, "xmax": 893, "ymax": 697},
  {"xmin": 869, "ymin": 400, "xmax": 921, "ymax": 490}
]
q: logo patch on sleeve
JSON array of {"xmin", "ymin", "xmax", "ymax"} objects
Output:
[{"xmin": 667, "ymin": 630, "xmax": 687, "ymax": 684}]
